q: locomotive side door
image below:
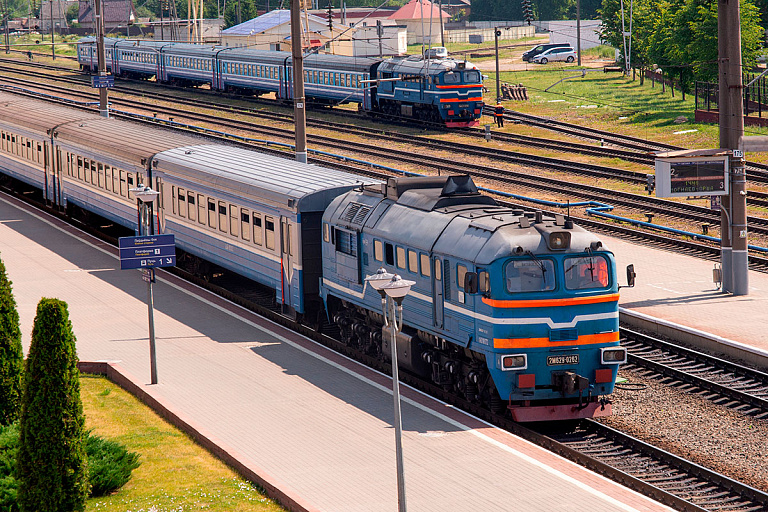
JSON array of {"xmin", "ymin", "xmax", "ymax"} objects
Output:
[{"xmin": 432, "ymin": 255, "xmax": 444, "ymax": 329}]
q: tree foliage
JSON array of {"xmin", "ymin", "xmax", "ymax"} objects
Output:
[
  {"xmin": 469, "ymin": 0, "xmax": 601, "ymax": 22},
  {"xmin": 16, "ymin": 299, "xmax": 87, "ymax": 512},
  {"xmin": 0, "ymin": 257, "xmax": 22, "ymax": 428},
  {"xmin": 599, "ymin": 0, "xmax": 763, "ymax": 87}
]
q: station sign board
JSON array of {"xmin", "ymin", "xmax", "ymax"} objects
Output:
[
  {"xmin": 91, "ymin": 75, "xmax": 115, "ymax": 88},
  {"xmin": 654, "ymin": 155, "xmax": 729, "ymax": 198},
  {"xmin": 118, "ymin": 234, "xmax": 176, "ymax": 270}
]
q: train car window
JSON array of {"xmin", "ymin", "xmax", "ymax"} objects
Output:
[
  {"xmin": 187, "ymin": 193, "xmax": 196, "ymax": 221},
  {"xmin": 323, "ymin": 223, "xmax": 330, "ymax": 243},
  {"xmin": 120, "ymin": 170, "xmax": 127, "ymax": 196},
  {"xmin": 385, "ymin": 243, "xmax": 394, "ymax": 266},
  {"xmin": 457, "ymin": 264, "xmax": 467, "ymax": 290},
  {"xmin": 241, "ymin": 211, "xmax": 250, "ymax": 241},
  {"xmin": 478, "ymin": 271, "xmax": 490, "ymax": 294},
  {"xmin": 265, "ymin": 216, "xmax": 275, "ymax": 250},
  {"xmin": 373, "ymin": 240, "xmax": 383, "ymax": 261},
  {"xmin": 396, "ymin": 247, "xmax": 406, "ymax": 269},
  {"xmin": 420, "ymin": 253, "xmax": 430, "ymax": 277},
  {"xmin": 97, "ymin": 163, "xmax": 104, "ymax": 188},
  {"xmin": 229, "ymin": 205, "xmax": 239, "ymax": 237},
  {"xmin": 443, "ymin": 72, "xmax": 459, "ymax": 84},
  {"xmin": 127, "ymin": 174, "xmax": 134, "ymax": 187},
  {"xmin": 77, "ymin": 157, "xmax": 83, "ymax": 180},
  {"xmin": 408, "ymin": 250, "xmax": 418, "ymax": 273},
  {"xmin": 198, "ymin": 194, "xmax": 206, "ymax": 224},
  {"xmin": 505, "ymin": 259, "xmax": 555, "ymax": 293},
  {"xmin": 91, "ymin": 161, "xmax": 97, "ymax": 185},
  {"xmin": 564, "ymin": 255, "xmax": 610, "ymax": 290},
  {"xmin": 177, "ymin": 188, "xmax": 186, "ymax": 218},
  {"xmin": 434, "ymin": 258, "xmax": 442, "ymax": 281},
  {"xmin": 218, "ymin": 202, "xmax": 228, "ymax": 233},
  {"xmin": 208, "ymin": 200, "xmax": 216, "ymax": 228},
  {"xmin": 253, "ymin": 214, "xmax": 263, "ymax": 245},
  {"xmin": 335, "ymin": 230, "xmax": 355, "ymax": 256}
]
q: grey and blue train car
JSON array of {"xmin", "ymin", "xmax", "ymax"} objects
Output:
[
  {"xmin": 159, "ymin": 42, "xmax": 217, "ymax": 87},
  {"xmin": 213, "ymin": 48, "xmax": 288, "ymax": 97},
  {"xmin": 152, "ymin": 145, "xmax": 376, "ymax": 316},
  {"xmin": 319, "ymin": 175, "xmax": 627, "ymax": 421},
  {"xmin": 301, "ymin": 53, "xmax": 378, "ymax": 108}
]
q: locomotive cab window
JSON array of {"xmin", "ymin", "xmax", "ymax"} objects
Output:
[
  {"xmin": 505, "ymin": 258, "xmax": 555, "ymax": 293},
  {"xmin": 443, "ymin": 72, "xmax": 459, "ymax": 84},
  {"xmin": 564, "ymin": 255, "xmax": 610, "ymax": 290},
  {"xmin": 478, "ymin": 270, "xmax": 490, "ymax": 295},
  {"xmin": 323, "ymin": 223, "xmax": 330, "ymax": 243},
  {"xmin": 457, "ymin": 264, "xmax": 467, "ymax": 290}
]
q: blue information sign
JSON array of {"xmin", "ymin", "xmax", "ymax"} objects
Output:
[
  {"xmin": 118, "ymin": 234, "xmax": 176, "ymax": 270},
  {"xmin": 91, "ymin": 75, "xmax": 115, "ymax": 88}
]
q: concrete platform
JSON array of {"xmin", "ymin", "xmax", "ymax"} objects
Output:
[{"xmin": 0, "ymin": 195, "xmax": 675, "ymax": 512}]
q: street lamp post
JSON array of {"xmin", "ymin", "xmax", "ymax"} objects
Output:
[
  {"xmin": 130, "ymin": 185, "xmax": 160, "ymax": 385},
  {"xmin": 365, "ymin": 268, "xmax": 414, "ymax": 512}
]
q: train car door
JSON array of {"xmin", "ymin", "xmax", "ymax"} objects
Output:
[
  {"xmin": 432, "ymin": 255, "xmax": 444, "ymax": 329},
  {"xmin": 280, "ymin": 216, "xmax": 294, "ymax": 314}
]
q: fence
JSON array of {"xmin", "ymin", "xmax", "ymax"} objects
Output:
[{"xmin": 694, "ymin": 73, "xmax": 768, "ymax": 126}]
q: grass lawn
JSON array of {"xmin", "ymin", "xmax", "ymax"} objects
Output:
[
  {"xmin": 6, "ymin": 33, "xmax": 80, "ymax": 58},
  {"xmin": 81, "ymin": 374, "xmax": 285, "ymax": 512}
]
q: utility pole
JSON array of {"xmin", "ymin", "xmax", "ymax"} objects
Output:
[
  {"xmin": 576, "ymin": 0, "xmax": 581, "ymax": 66},
  {"xmin": 3, "ymin": 0, "xmax": 10, "ymax": 54},
  {"xmin": 377, "ymin": 19, "xmax": 383, "ymax": 58},
  {"xmin": 494, "ymin": 27, "xmax": 501, "ymax": 103},
  {"xmin": 95, "ymin": 0, "xmax": 108, "ymax": 117},
  {"xmin": 719, "ymin": 0, "xmax": 747, "ymax": 294},
  {"xmin": 290, "ymin": 0, "xmax": 307, "ymax": 163}
]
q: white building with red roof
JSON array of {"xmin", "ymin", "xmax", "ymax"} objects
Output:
[{"xmin": 388, "ymin": 0, "xmax": 449, "ymax": 45}]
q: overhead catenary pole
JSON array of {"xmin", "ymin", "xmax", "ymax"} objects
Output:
[
  {"xmin": 494, "ymin": 26, "xmax": 500, "ymax": 103},
  {"xmin": 290, "ymin": 0, "xmax": 307, "ymax": 163},
  {"xmin": 3, "ymin": 0, "xmax": 9, "ymax": 54},
  {"xmin": 95, "ymin": 0, "xmax": 108, "ymax": 117},
  {"xmin": 718, "ymin": 0, "xmax": 747, "ymax": 294},
  {"xmin": 576, "ymin": 0, "xmax": 581, "ymax": 66}
]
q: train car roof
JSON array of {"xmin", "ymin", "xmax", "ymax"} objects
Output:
[
  {"xmin": 153, "ymin": 144, "xmax": 381, "ymax": 212},
  {"xmin": 379, "ymin": 55, "xmax": 479, "ymax": 75},
  {"xmin": 0, "ymin": 91, "xmax": 99, "ymax": 135}
]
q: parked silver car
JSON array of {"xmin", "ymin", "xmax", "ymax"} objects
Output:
[{"xmin": 532, "ymin": 47, "xmax": 577, "ymax": 64}]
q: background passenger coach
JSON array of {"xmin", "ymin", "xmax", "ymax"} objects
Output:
[
  {"xmin": 0, "ymin": 91, "xmax": 631, "ymax": 422},
  {"xmin": 76, "ymin": 38, "xmax": 485, "ymax": 127}
]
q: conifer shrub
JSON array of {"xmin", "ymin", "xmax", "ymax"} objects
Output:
[
  {"xmin": 85, "ymin": 433, "xmax": 141, "ymax": 497},
  {"xmin": 0, "ymin": 258, "xmax": 23, "ymax": 426},
  {"xmin": 16, "ymin": 299, "xmax": 88, "ymax": 512}
]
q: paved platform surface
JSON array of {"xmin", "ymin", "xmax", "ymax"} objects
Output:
[{"xmin": 0, "ymin": 200, "xmax": 677, "ymax": 512}]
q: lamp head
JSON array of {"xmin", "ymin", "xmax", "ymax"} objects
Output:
[
  {"xmin": 129, "ymin": 185, "xmax": 160, "ymax": 203},
  {"xmin": 381, "ymin": 275, "xmax": 415, "ymax": 304}
]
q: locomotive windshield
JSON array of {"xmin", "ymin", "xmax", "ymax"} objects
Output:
[
  {"xmin": 463, "ymin": 70, "xmax": 480, "ymax": 83},
  {"xmin": 505, "ymin": 259, "xmax": 555, "ymax": 292},
  {"xmin": 564, "ymin": 255, "xmax": 610, "ymax": 290},
  {"xmin": 443, "ymin": 71, "xmax": 460, "ymax": 84}
]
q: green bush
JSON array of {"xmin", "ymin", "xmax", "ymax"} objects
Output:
[
  {"xmin": 0, "ymin": 423, "xmax": 18, "ymax": 512},
  {"xmin": 17, "ymin": 299, "xmax": 88, "ymax": 512},
  {"xmin": 85, "ymin": 433, "xmax": 141, "ymax": 497},
  {"xmin": 0, "ymin": 257, "xmax": 23, "ymax": 426}
]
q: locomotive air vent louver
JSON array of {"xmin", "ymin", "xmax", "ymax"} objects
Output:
[{"xmin": 341, "ymin": 202, "xmax": 371, "ymax": 225}]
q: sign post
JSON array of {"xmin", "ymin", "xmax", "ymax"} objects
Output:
[{"xmin": 119, "ymin": 186, "xmax": 175, "ymax": 384}]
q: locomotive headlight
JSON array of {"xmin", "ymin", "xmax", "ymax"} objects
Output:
[
  {"xmin": 601, "ymin": 347, "xmax": 627, "ymax": 364},
  {"xmin": 501, "ymin": 354, "xmax": 527, "ymax": 371},
  {"xmin": 548, "ymin": 232, "xmax": 571, "ymax": 251}
]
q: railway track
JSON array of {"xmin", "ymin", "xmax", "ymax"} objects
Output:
[
  {"xmin": 6, "ymin": 81, "xmax": 768, "ymax": 268},
  {"xmin": 621, "ymin": 328, "xmax": 768, "ymax": 419}
]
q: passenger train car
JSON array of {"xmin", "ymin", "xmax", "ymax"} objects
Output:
[
  {"xmin": 0, "ymin": 91, "xmax": 630, "ymax": 421},
  {"xmin": 76, "ymin": 37, "xmax": 483, "ymax": 127}
]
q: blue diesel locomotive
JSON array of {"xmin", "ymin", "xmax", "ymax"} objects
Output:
[
  {"xmin": 0, "ymin": 91, "xmax": 629, "ymax": 421},
  {"xmin": 76, "ymin": 37, "xmax": 484, "ymax": 127}
]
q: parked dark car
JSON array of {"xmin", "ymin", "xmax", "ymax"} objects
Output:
[{"xmin": 522, "ymin": 43, "xmax": 574, "ymax": 62}]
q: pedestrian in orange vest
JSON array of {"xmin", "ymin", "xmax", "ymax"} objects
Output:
[{"xmin": 494, "ymin": 102, "xmax": 504, "ymax": 128}]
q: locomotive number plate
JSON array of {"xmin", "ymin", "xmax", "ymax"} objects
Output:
[
  {"xmin": 547, "ymin": 355, "xmax": 579, "ymax": 366},
  {"xmin": 458, "ymin": 103, "xmax": 469, "ymax": 108}
]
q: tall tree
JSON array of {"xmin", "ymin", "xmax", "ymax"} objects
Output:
[
  {"xmin": 16, "ymin": 299, "xmax": 87, "ymax": 512},
  {"xmin": 0, "ymin": 256, "xmax": 23, "ymax": 426}
]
